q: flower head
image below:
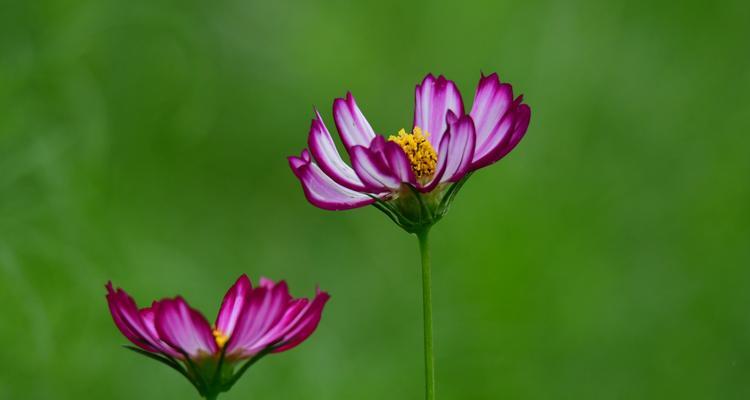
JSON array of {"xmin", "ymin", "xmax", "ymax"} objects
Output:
[
  {"xmin": 289, "ymin": 73, "xmax": 531, "ymax": 233},
  {"xmin": 106, "ymin": 275, "xmax": 330, "ymax": 399}
]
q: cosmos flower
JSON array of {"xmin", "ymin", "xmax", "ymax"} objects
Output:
[
  {"xmin": 289, "ymin": 73, "xmax": 530, "ymax": 233},
  {"xmin": 106, "ymin": 275, "xmax": 329, "ymax": 400},
  {"xmin": 288, "ymin": 72, "xmax": 531, "ymax": 400}
]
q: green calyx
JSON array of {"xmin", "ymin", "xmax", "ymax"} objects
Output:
[
  {"xmin": 124, "ymin": 345, "xmax": 272, "ymax": 400},
  {"xmin": 369, "ymin": 173, "xmax": 472, "ymax": 234}
]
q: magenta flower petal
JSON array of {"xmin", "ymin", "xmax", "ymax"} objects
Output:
[
  {"xmin": 368, "ymin": 134, "xmax": 388, "ymax": 155},
  {"xmin": 272, "ymin": 289, "xmax": 331, "ymax": 353},
  {"xmin": 216, "ymin": 274, "xmax": 252, "ymax": 339},
  {"xmin": 106, "ymin": 284, "xmax": 149, "ymax": 348},
  {"xmin": 289, "ymin": 151, "xmax": 376, "ymax": 211},
  {"xmin": 250, "ymin": 298, "xmax": 308, "ymax": 349},
  {"xmin": 154, "ymin": 297, "xmax": 218, "ymax": 358},
  {"xmin": 414, "ymin": 74, "xmax": 464, "ymax": 148},
  {"xmin": 350, "ymin": 145, "xmax": 402, "ymax": 191},
  {"xmin": 227, "ymin": 281, "xmax": 291, "ymax": 357},
  {"xmin": 471, "ymin": 96, "xmax": 530, "ymax": 169},
  {"xmin": 441, "ymin": 113, "xmax": 477, "ymax": 183},
  {"xmin": 333, "ymin": 92, "xmax": 376, "ymax": 150},
  {"xmin": 308, "ymin": 110, "xmax": 368, "ymax": 191},
  {"xmin": 106, "ymin": 282, "xmax": 178, "ymax": 356},
  {"xmin": 468, "ymin": 72, "xmax": 531, "ymax": 168},
  {"xmin": 471, "ymin": 111, "xmax": 514, "ymax": 166},
  {"xmin": 418, "ymin": 132, "xmax": 451, "ymax": 193},
  {"xmin": 383, "ymin": 141, "xmax": 417, "ymax": 184},
  {"xmin": 139, "ymin": 307, "xmax": 158, "ymax": 337},
  {"xmin": 258, "ymin": 276, "xmax": 276, "ymax": 289},
  {"xmin": 487, "ymin": 103, "xmax": 531, "ymax": 164},
  {"xmin": 470, "ymin": 73, "xmax": 513, "ymax": 152}
]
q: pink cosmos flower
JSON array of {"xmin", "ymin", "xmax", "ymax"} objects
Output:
[
  {"xmin": 106, "ymin": 275, "xmax": 329, "ymax": 399},
  {"xmin": 289, "ymin": 73, "xmax": 530, "ymax": 232},
  {"xmin": 288, "ymin": 73, "xmax": 531, "ymax": 400}
]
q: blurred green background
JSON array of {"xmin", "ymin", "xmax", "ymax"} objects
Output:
[{"xmin": 1, "ymin": 0, "xmax": 749, "ymax": 398}]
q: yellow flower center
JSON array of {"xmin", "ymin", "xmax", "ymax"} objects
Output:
[
  {"xmin": 212, "ymin": 328, "xmax": 229, "ymax": 349},
  {"xmin": 388, "ymin": 126, "xmax": 437, "ymax": 180}
]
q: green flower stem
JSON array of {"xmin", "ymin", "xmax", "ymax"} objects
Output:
[{"xmin": 417, "ymin": 228, "xmax": 435, "ymax": 400}]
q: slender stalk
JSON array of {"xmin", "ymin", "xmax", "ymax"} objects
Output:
[{"xmin": 417, "ymin": 228, "xmax": 435, "ymax": 400}]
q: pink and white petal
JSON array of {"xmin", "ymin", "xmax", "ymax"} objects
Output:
[
  {"xmin": 247, "ymin": 281, "xmax": 292, "ymax": 351},
  {"xmin": 503, "ymin": 103, "xmax": 531, "ymax": 158},
  {"xmin": 139, "ymin": 307, "xmax": 159, "ymax": 339},
  {"xmin": 367, "ymin": 136, "xmax": 390, "ymax": 163},
  {"xmin": 472, "ymin": 110, "xmax": 514, "ymax": 163},
  {"xmin": 367, "ymin": 136, "xmax": 407, "ymax": 181},
  {"xmin": 140, "ymin": 306, "xmax": 182, "ymax": 358},
  {"xmin": 383, "ymin": 141, "xmax": 416, "ymax": 184},
  {"xmin": 224, "ymin": 286, "xmax": 265, "ymax": 356},
  {"xmin": 250, "ymin": 299, "xmax": 308, "ymax": 352},
  {"xmin": 289, "ymin": 154, "xmax": 377, "ymax": 211},
  {"xmin": 258, "ymin": 277, "xmax": 276, "ymax": 289},
  {"xmin": 240, "ymin": 282, "xmax": 294, "ymax": 354},
  {"xmin": 418, "ymin": 133, "xmax": 451, "ymax": 192},
  {"xmin": 106, "ymin": 283, "xmax": 165, "ymax": 353},
  {"xmin": 154, "ymin": 297, "xmax": 217, "ymax": 358},
  {"xmin": 446, "ymin": 109, "xmax": 459, "ymax": 125},
  {"xmin": 107, "ymin": 283, "xmax": 169, "ymax": 353},
  {"xmin": 364, "ymin": 136, "xmax": 393, "ymax": 172},
  {"xmin": 350, "ymin": 145, "xmax": 402, "ymax": 191},
  {"xmin": 414, "ymin": 74, "xmax": 464, "ymax": 148},
  {"xmin": 470, "ymin": 73, "xmax": 514, "ymax": 158},
  {"xmin": 474, "ymin": 103, "xmax": 531, "ymax": 169},
  {"xmin": 272, "ymin": 290, "xmax": 331, "ymax": 353},
  {"xmin": 308, "ymin": 110, "xmax": 367, "ymax": 191},
  {"xmin": 227, "ymin": 283, "xmax": 291, "ymax": 357},
  {"xmin": 216, "ymin": 274, "xmax": 252, "ymax": 338},
  {"xmin": 105, "ymin": 284, "xmax": 139, "ymax": 343},
  {"xmin": 369, "ymin": 135, "xmax": 387, "ymax": 152},
  {"xmin": 441, "ymin": 114, "xmax": 477, "ymax": 183},
  {"xmin": 333, "ymin": 93, "xmax": 376, "ymax": 150},
  {"xmin": 289, "ymin": 157, "xmax": 304, "ymax": 171}
]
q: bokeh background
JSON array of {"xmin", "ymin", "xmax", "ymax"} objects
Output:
[{"xmin": 1, "ymin": 0, "xmax": 749, "ymax": 398}]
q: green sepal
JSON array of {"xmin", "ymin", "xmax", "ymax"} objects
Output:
[
  {"xmin": 123, "ymin": 341, "xmax": 279, "ymax": 399},
  {"xmin": 370, "ymin": 174, "xmax": 472, "ymax": 234}
]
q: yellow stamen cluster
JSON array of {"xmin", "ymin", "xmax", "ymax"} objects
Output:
[
  {"xmin": 388, "ymin": 126, "xmax": 437, "ymax": 180},
  {"xmin": 212, "ymin": 328, "xmax": 229, "ymax": 349}
]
